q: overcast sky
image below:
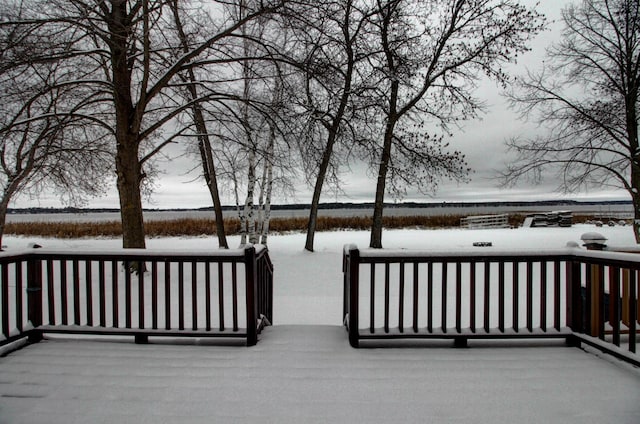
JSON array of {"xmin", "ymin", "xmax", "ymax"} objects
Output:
[{"xmin": 14, "ymin": 1, "xmax": 631, "ymax": 210}]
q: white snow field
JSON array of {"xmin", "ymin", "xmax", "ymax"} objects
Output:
[{"xmin": 0, "ymin": 225, "xmax": 639, "ymax": 423}]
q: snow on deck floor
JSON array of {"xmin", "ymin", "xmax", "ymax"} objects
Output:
[{"xmin": 0, "ymin": 326, "xmax": 639, "ymax": 424}]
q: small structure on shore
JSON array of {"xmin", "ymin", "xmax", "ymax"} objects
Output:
[
  {"xmin": 522, "ymin": 210, "xmax": 572, "ymax": 228},
  {"xmin": 460, "ymin": 213, "xmax": 509, "ymax": 229}
]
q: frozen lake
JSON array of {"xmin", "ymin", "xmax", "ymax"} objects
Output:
[{"xmin": 5, "ymin": 202, "xmax": 634, "ymax": 223}]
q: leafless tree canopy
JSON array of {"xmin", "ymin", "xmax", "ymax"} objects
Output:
[
  {"xmin": 504, "ymin": 0, "xmax": 640, "ymax": 241},
  {"xmin": 0, "ymin": 1, "xmax": 113, "ymax": 247},
  {"xmin": 0, "ymin": 0, "xmax": 545, "ymax": 250}
]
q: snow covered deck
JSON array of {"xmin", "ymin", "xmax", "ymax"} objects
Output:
[{"xmin": 1, "ymin": 325, "xmax": 639, "ymax": 423}]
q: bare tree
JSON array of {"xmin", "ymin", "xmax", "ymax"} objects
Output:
[
  {"xmin": 1, "ymin": 0, "xmax": 285, "ymax": 249},
  {"xmin": 278, "ymin": 0, "xmax": 375, "ymax": 251},
  {"xmin": 367, "ymin": 0, "xmax": 544, "ymax": 248},
  {"xmin": 504, "ymin": 0, "xmax": 640, "ymax": 242},
  {"xmin": 0, "ymin": 2, "xmax": 112, "ymax": 248},
  {"xmin": 168, "ymin": 0, "xmax": 228, "ymax": 248}
]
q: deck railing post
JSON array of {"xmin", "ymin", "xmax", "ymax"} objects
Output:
[
  {"xmin": 343, "ymin": 250, "xmax": 348, "ymax": 323},
  {"xmin": 244, "ymin": 245, "xmax": 258, "ymax": 346},
  {"xmin": 566, "ymin": 260, "xmax": 583, "ymax": 346},
  {"xmin": 27, "ymin": 252, "xmax": 43, "ymax": 343},
  {"xmin": 348, "ymin": 246, "xmax": 360, "ymax": 348}
]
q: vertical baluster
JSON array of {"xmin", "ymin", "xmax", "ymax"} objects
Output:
[
  {"xmin": 244, "ymin": 247, "xmax": 258, "ymax": 346},
  {"xmin": 384, "ymin": 263, "xmax": 390, "ymax": 333},
  {"xmin": 370, "ymin": 263, "xmax": 375, "ymax": 333},
  {"xmin": 47, "ymin": 260, "xmax": 55, "ymax": 325},
  {"xmin": 597, "ymin": 265, "xmax": 605, "ymax": 340},
  {"xmin": 347, "ymin": 247, "xmax": 360, "ymax": 348},
  {"xmin": 484, "ymin": 261, "xmax": 490, "ymax": 333},
  {"xmin": 125, "ymin": 262, "xmax": 132, "ymax": 329},
  {"xmin": 629, "ymin": 270, "xmax": 637, "ymax": 353},
  {"xmin": 498, "ymin": 261, "xmax": 505, "ymax": 333},
  {"xmin": 622, "ymin": 270, "xmax": 630, "ymax": 327},
  {"xmin": 111, "ymin": 261, "xmax": 118, "ymax": 328},
  {"xmin": 610, "ymin": 266, "xmax": 620, "ymax": 347},
  {"xmin": 2, "ymin": 264, "xmax": 9, "ymax": 338},
  {"xmin": 540, "ymin": 260, "xmax": 547, "ymax": 331},
  {"xmin": 26, "ymin": 256, "xmax": 43, "ymax": 343},
  {"xmin": 60, "ymin": 261, "xmax": 68, "ymax": 326},
  {"xmin": 585, "ymin": 264, "xmax": 592, "ymax": 335},
  {"xmin": 164, "ymin": 260, "xmax": 171, "ymax": 330},
  {"xmin": 191, "ymin": 262, "xmax": 198, "ymax": 331},
  {"xmin": 232, "ymin": 262, "xmax": 238, "ymax": 332},
  {"xmin": 138, "ymin": 261, "xmax": 144, "ymax": 329},
  {"xmin": 99, "ymin": 261, "xmax": 106, "ymax": 327},
  {"xmin": 456, "ymin": 262, "xmax": 462, "ymax": 333},
  {"xmin": 470, "ymin": 261, "xmax": 476, "ymax": 333},
  {"xmin": 85, "ymin": 261, "xmax": 93, "ymax": 327},
  {"xmin": 566, "ymin": 260, "xmax": 583, "ymax": 334},
  {"xmin": 412, "ymin": 262, "xmax": 419, "ymax": 333},
  {"xmin": 205, "ymin": 261, "xmax": 212, "ymax": 331},
  {"xmin": 256, "ymin": 258, "xmax": 263, "ymax": 322},
  {"xmin": 73, "ymin": 260, "xmax": 80, "ymax": 325},
  {"xmin": 513, "ymin": 261, "xmax": 519, "ymax": 332},
  {"xmin": 399, "ymin": 262, "xmax": 405, "ymax": 333},
  {"xmin": 554, "ymin": 261, "xmax": 561, "ymax": 331},
  {"xmin": 526, "ymin": 261, "xmax": 533, "ymax": 332},
  {"xmin": 151, "ymin": 261, "xmax": 158, "ymax": 330},
  {"xmin": 427, "ymin": 262, "xmax": 433, "ymax": 333},
  {"xmin": 179, "ymin": 261, "xmax": 184, "ymax": 331},
  {"xmin": 442, "ymin": 262, "xmax": 448, "ymax": 333},
  {"xmin": 268, "ymin": 258, "xmax": 274, "ymax": 324},
  {"xmin": 16, "ymin": 262, "xmax": 22, "ymax": 333},
  {"xmin": 217, "ymin": 262, "xmax": 224, "ymax": 331}
]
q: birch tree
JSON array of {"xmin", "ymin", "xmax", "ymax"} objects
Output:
[{"xmin": 503, "ymin": 0, "xmax": 640, "ymax": 242}]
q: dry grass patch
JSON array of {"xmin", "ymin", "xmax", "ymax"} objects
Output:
[{"xmin": 4, "ymin": 213, "xmax": 595, "ymax": 238}]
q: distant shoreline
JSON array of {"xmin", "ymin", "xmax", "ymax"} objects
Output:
[{"xmin": 6, "ymin": 199, "xmax": 633, "ymax": 215}]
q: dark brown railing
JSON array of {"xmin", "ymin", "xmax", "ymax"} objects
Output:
[
  {"xmin": 0, "ymin": 245, "xmax": 272, "ymax": 348},
  {"xmin": 343, "ymin": 245, "xmax": 639, "ymax": 365}
]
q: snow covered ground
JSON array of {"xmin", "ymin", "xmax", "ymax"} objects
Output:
[{"xmin": 0, "ymin": 225, "xmax": 639, "ymax": 423}]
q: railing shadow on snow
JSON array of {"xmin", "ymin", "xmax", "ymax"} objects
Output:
[
  {"xmin": 343, "ymin": 244, "xmax": 639, "ymax": 366},
  {"xmin": 0, "ymin": 245, "xmax": 273, "ymax": 351}
]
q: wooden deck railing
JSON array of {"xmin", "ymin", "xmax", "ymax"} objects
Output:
[
  {"xmin": 343, "ymin": 245, "xmax": 639, "ymax": 365},
  {"xmin": 0, "ymin": 245, "xmax": 273, "ymax": 348}
]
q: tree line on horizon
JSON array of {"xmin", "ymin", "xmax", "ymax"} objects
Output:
[{"xmin": 0, "ymin": 0, "xmax": 637, "ymax": 251}]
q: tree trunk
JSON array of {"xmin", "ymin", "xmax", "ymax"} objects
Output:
[
  {"xmin": 109, "ymin": 1, "xmax": 146, "ymax": 249},
  {"xmin": 116, "ymin": 140, "xmax": 146, "ymax": 249},
  {"xmin": 370, "ymin": 120, "xmax": 395, "ymax": 249},
  {"xmin": 244, "ymin": 147, "xmax": 258, "ymax": 244},
  {"xmin": 305, "ymin": 135, "xmax": 336, "ymax": 252},
  {"xmin": 631, "ymin": 163, "xmax": 640, "ymax": 243},
  {"xmin": 633, "ymin": 200, "xmax": 640, "ymax": 244},
  {"xmin": 260, "ymin": 125, "xmax": 275, "ymax": 245},
  {"xmin": 370, "ymin": 68, "xmax": 399, "ymax": 249},
  {"xmin": 170, "ymin": 0, "xmax": 228, "ymax": 248},
  {"xmin": 0, "ymin": 194, "xmax": 10, "ymax": 250},
  {"xmin": 303, "ymin": 3, "xmax": 356, "ymax": 252},
  {"xmin": 200, "ymin": 134, "xmax": 229, "ymax": 249}
]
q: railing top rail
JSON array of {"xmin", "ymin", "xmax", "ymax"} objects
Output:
[
  {"xmin": 344, "ymin": 244, "xmax": 640, "ymax": 268},
  {"xmin": 0, "ymin": 246, "xmax": 253, "ymax": 263},
  {"xmin": 351, "ymin": 246, "xmax": 575, "ymax": 261}
]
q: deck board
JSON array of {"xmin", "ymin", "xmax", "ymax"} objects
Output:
[{"xmin": 0, "ymin": 325, "xmax": 639, "ymax": 424}]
